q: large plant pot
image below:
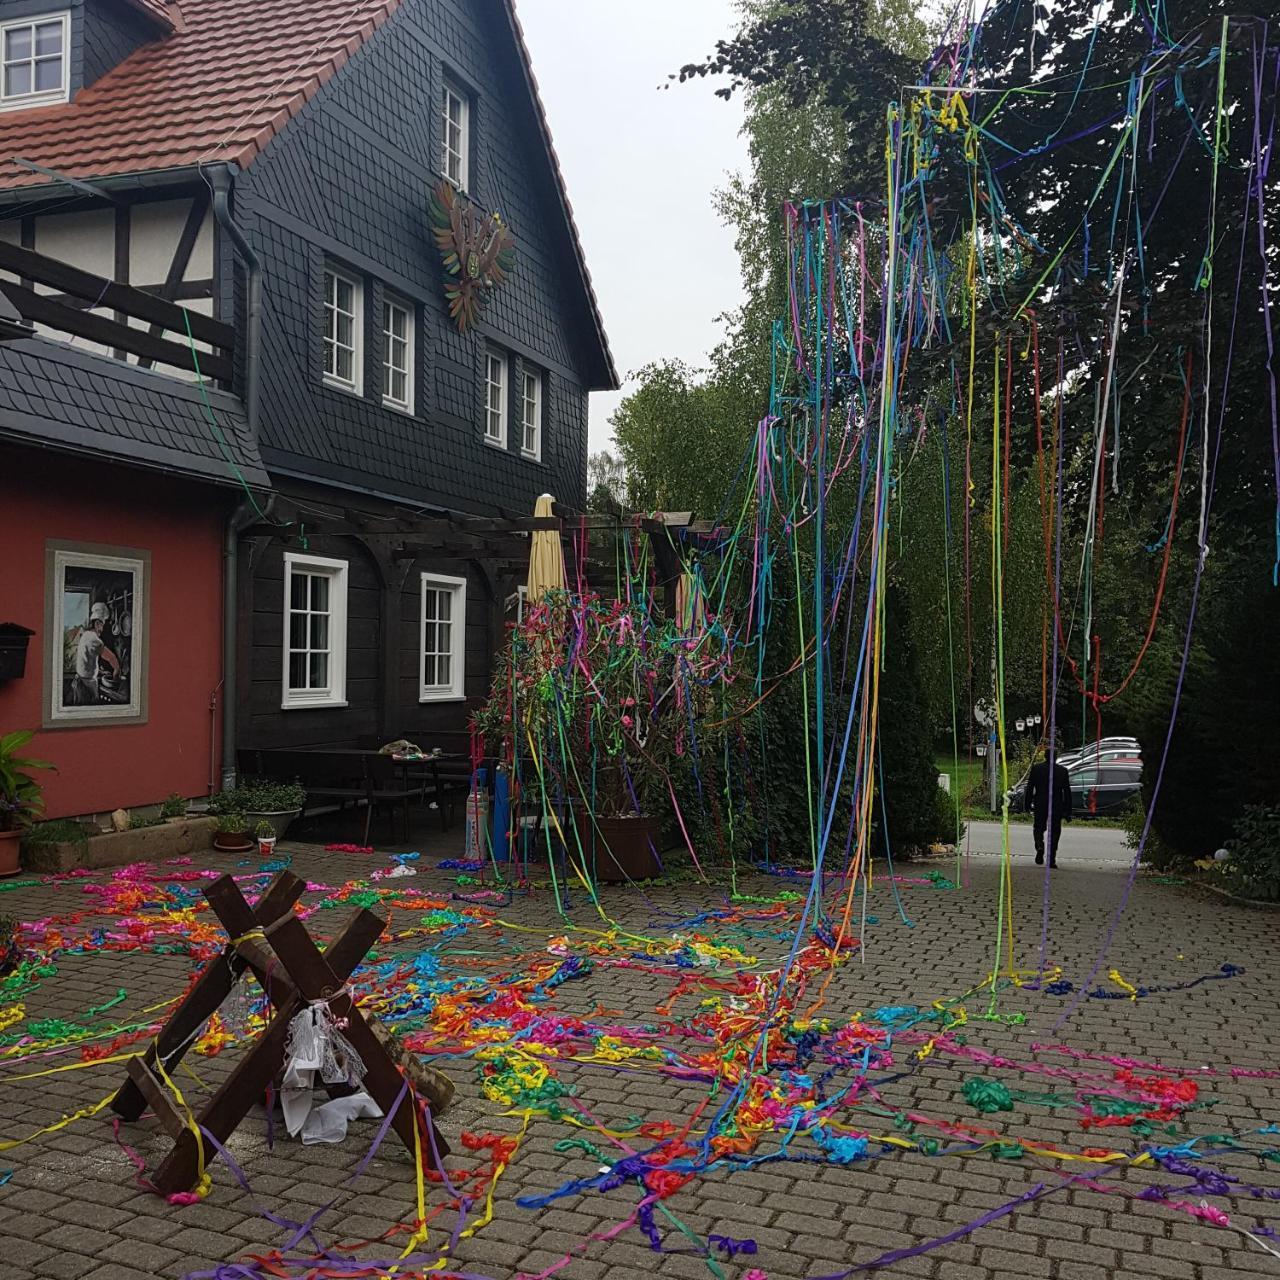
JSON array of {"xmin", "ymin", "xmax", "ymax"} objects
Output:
[
  {"xmin": 578, "ymin": 811, "xmax": 661, "ymax": 884},
  {"xmin": 242, "ymin": 808, "xmax": 301, "ymax": 838},
  {"xmin": 0, "ymin": 829, "xmax": 21, "ymax": 878}
]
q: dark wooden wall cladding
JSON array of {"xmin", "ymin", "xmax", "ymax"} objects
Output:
[
  {"xmin": 224, "ymin": 0, "xmax": 605, "ymax": 519},
  {"xmin": 239, "ymin": 527, "xmax": 515, "ymax": 753}
]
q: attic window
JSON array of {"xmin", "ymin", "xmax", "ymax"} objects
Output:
[
  {"xmin": 442, "ymin": 79, "xmax": 470, "ymax": 190},
  {"xmin": 1, "ymin": 13, "xmax": 69, "ymax": 110}
]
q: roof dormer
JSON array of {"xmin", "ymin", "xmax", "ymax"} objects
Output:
[
  {"xmin": 0, "ymin": 0, "xmax": 174, "ymax": 112},
  {"xmin": 0, "ymin": 9, "xmax": 70, "ymax": 110}
]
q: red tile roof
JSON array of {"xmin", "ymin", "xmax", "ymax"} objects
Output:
[
  {"xmin": 0, "ymin": 0, "xmax": 406, "ymax": 189},
  {"xmin": 0, "ymin": 0, "xmax": 616, "ymax": 386}
]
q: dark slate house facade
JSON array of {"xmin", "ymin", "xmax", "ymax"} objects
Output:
[{"xmin": 0, "ymin": 0, "xmax": 614, "ymax": 815}]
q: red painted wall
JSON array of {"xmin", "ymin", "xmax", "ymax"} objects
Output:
[{"xmin": 0, "ymin": 447, "xmax": 229, "ymax": 819}]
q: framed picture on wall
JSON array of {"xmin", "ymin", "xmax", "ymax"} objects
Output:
[{"xmin": 43, "ymin": 542, "xmax": 150, "ymax": 728}]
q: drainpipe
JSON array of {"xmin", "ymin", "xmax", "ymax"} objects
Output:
[{"xmin": 209, "ymin": 165, "xmax": 265, "ymax": 791}]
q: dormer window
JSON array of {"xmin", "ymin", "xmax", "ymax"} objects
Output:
[{"xmin": 1, "ymin": 13, "xmax": 69, "ymax": 110}]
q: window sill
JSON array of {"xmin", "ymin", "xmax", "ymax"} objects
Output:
[
  {"xmin": 483, "ymin": 435, "xmax": 508, "ymax": 450},
  {"xmin": 382, "ymin": 398, "xmax": 416, "ymax": 417},
  {"xmin": 322, "ymin": 376, "xmax": 363, "ymax": 397},
  {"xmin": 419, "ymin": 693, "xmax": 467, "ymax": 705},
  {"xmin": 281, "ymin": 697, "xmax": 350, "ymax": 711},
  {"xmin": 520, "ymin": 449, "xmax": 542, "ymax": 464}
]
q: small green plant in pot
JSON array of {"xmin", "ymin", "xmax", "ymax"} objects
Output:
[
  {"xmin": 211, "ymin": 780, "xmax": 305, "ymax": 837},
  {"xmin": 213, "ymin": 812, "xmax": 252, "ymax": 852},
  {"xmin": 255, "ymin": 818, "xmax": 277, "ymax": 858},
  {"xmin": 0, "ymin": 912, "xmax": 20, "ymax": 975},
  {"xmin": 0, "ymin": 730, "xmax": 54, "ymax": 877}
]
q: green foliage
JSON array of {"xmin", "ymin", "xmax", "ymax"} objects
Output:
[
  {"xmin": 1124, "ymin": 799, "xmax": 1181, "ymax": 873},
  {"xmin": 610, "ymin": 359, "xmax": 762, "ymax": 516},
  {"xmin": 0, "ymin": 729, "xmax": 54, "ymax": 832},
  {"xmin": 876, "ymin": 587, "xmax": 958, "ymax": 857},
  {"xmin": 20, "ymin": 818, "xmax": 89, "ymax": 847},
  {"xmin": 255, "ymin": 819, "xmax": 276, "ymax": 839},
  {"xmin": 216, "ymin": 813, "xmax": 248, "ymax": 835},
  {"xmin": 127, "ymin": 812, "xmax": 164, "ymax": 830},
  {"xmin": 160, "ymin": 793, "xmax": 186, "ymax": 819},
  {"xmin": 209, "ymin": 781, "xmax": 305, "ymax": 816},
  {"xmin": 1213, "ymin": 806, "xmax": 1280, "ymax": 903}
]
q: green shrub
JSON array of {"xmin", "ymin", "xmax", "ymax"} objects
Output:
[
  {"xmin": 127, "ymin": 811, "xmax": 164, "ymax": 830},
  {"xmin": 1213, "ymin": 805, "xmax": 1280, "ymax": 902},
  {"xmin": 20, "ymin": 818, "xmax": 90, "ymax": 847},
  {"xmin": 160, "ymin": 793, "xmax": 186, "ymax": 819},
  {"xmin": 1125, "ymin": 798, "xmax": 1183, "ymax": 871},
  {"xmin": 208, "ymin": 780, "xmax": 305, "ymax": 816},
  {"xmin": 216, "ymin": 812, "xmax": 248, "ymax": 835}
]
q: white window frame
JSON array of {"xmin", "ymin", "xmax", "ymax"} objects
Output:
[
  {"xmin": 419, "ymin": 573, "xmax": 467, "ymax": 703},
  {"xmin": 322, "ymin": 266, "xmax": 363, "ymax": 394},
  {"xmin": 520, "ymin": 366, "xmax": 542, "ymax": 461},
  {"xmin": 0, "ymin": 12, "xmax": 70, "ymax": 111},
  {"xmin": 442, "ymin": 78, "xmax": 470, "ymax": 190},
  {"xmin": 484, "ymin": 347, "xmax": 507, "ymax": 447},
  {"xmin": 282, "ymin": 553, "xmax": 349, "ymax": 710},
  {"xmin": 381, "ymin": 294, "xmax": 415, "ymax": 413}
]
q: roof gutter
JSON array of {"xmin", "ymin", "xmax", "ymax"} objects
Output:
[{"xmin": 208, "ymin": 164, "xmax": 265, "ymax": 790}]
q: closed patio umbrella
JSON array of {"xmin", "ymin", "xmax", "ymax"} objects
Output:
[{"xmin": 526, "ymin": 493, "xmax": 566, "ymax": 603}]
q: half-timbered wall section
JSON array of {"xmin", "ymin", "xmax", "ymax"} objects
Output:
[{"xmin": 0, "ymin": 188, "xmax": 216, "ymax": 374}]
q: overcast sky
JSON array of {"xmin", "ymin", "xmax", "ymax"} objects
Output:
[{"xmin": 516, "ymin": 0, "xmax": 750, "ymax": 454}]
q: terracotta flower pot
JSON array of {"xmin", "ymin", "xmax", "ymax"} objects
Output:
[
  {"xmin": 0, "ymin": 829, "xmax": 21, "ymax": 878},
  {"xmin": 213, "ymin": 830, "xmax": 253, "ymax": 853}
]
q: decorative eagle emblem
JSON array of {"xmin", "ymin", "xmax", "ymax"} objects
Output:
[{"xmin": 429, "ymin": 181, "xmax": 517, "ymax": 333}]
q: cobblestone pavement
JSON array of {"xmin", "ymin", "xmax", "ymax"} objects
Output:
[{"xmin": 1, "ymin": 838, "xmax": 1278, "ymax": 1280}]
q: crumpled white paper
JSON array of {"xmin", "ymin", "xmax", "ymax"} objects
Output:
[{"xmin": 281, "ymin": 1003, "xmax": 380, "ymax": 1144}]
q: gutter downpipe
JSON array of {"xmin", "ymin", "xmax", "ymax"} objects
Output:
[{"xmin": 210, "ymin": 164, "xmax": 265, "ymax": 791}]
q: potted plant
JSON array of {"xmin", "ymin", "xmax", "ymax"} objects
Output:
[
  {"xmin": 213, "ymin": 812, "xmax": 252, "ymax": 853},
  {"xmin": 0, "ymin": 729, "xmax": 54, "ymax": 877},
  {"xmin": 255, "ymin": 819, "xmax": 277, "ymax": 858},
  {"xmin": 0, "ymin": 912, "xmax": 20, "ymax": 975},
  {"xmin": 211, "ymin": 781, "xmax": 305, "ymax": 838},
  {"xmin": 161, "ymin": 793, "xmax": 187, "ymax": 823},
  {"xmin": 474, "ymin": 593, "xmax": 671, "ymax": 883}
]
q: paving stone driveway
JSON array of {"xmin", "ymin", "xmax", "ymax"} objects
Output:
[{"xmin": 1, "ymin": 841, "xmax": 1278, "ymax": 1280}]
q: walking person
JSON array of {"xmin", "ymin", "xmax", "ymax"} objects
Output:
[{"xmin": 1025, "ymin": 746, "xmax": 1072, "ymax": 867}]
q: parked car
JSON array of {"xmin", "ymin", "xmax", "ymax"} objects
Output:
[
  {"xmin": 1059, "ymin": 737, "xmax": 1140, "ymax": 768},
  {"xmin": 1059, "ymin": 745, "xmax": 1142, "ymax": 769},
  {"xmin": 1068, "ymin": 760, "xmax": 1143, "ymax": 816},
  {"xmin": 1007, "ymin": 754, "xmax": 1142, "ymax": 815}
]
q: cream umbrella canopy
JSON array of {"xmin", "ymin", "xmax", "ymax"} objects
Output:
[{"xmin": 526, "ymin": 493, "xmax": 567, "ymax": 603}]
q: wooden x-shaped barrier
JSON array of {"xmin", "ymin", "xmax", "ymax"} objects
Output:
[{"xmin": 111, "ymin": 870, "xmax": 448, "ymax": 1195}]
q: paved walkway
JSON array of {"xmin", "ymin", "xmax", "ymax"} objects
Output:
[
  {"xmin": 0, "ymin": 841, "xmax": 1278, "ymax": 1280},
  {"xmin": 964, "ymin": 821, "xmax": 1132, "ymax": 866}
]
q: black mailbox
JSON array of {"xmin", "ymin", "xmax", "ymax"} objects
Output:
[{"xmin": 0, "ymin": 624, "xmax": 35, "ymax": 681}]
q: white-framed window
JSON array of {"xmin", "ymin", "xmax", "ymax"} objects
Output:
[
  {"xmin": 442, "ymin": 78, "xmax": 470, "ymax": 190},
  {"xmin": 419, "ymin": 573, "xmax": 466, "ymax": 702},
  {"xmin": 323, "ymin": 266, "xmax": 362, "ymax": 392},
  {"xmin": 282, "ymin": 554, "xmax": 349, "ymax": 709},
  {"xmin": 382, "ymin": 295, "xmax": 414, "ymax": 412},
  {"xmin": 520, "ymin": 366, "xmax": 542, "ymax": 460},
  {"xmin": 0, "ymin": 13, "xmax": 69, "ymax": 110},
  {"xmin": 484, "ymin": 347, "xmax": 507, "ymax": 446}
]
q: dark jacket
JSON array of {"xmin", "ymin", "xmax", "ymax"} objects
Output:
[{"xmin": 1025, "ymin": 759, "xmax": 1072, "ymax": 824}]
